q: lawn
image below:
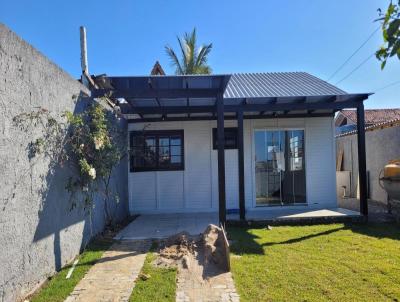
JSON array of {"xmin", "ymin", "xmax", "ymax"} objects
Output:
[
  {"xmin": 29, "ymin": 238, "xmax": 176, "ymax": 302},
  {"xmin": 129, "ymin": 250, "xmax": 177, "ymax": 302},
  {"xmin": 229, "ymin": 223, "xmax": 400, "ymax": 302},
  {"xmin": 29, "ymin": 238, "xmax": 113, "ymax": 302}
]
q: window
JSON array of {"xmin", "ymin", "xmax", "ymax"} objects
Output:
[
  {"xmin": 289, "ymin": 130, "xmax": 304, "ymax": 171},
  {"xmin": 212, "ymin": 127, "xmax": 238, "ymax": 149},
  {"xmin": 130, "ymin": 130, "xmax": 184, "ymax": 172}
]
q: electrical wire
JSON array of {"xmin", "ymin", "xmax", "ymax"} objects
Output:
[
  {"xmin": 373, "ymin": 80, "xmax": 400, "ymax": 92},
  {"xmin": 327, "ymin": 26, "xmax": 380, "ymax": 82},
  {"xmin": 334, "ymin": 53, "xmax": 375, "ymax": 85}
]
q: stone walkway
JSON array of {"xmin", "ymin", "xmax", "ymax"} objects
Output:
[
  {"xmin": 65, "ymin": 240, "xmax": 150, "ymax": 302},
  {"xmin": 175, "ymin": 248, "xmax": 239, "ymax": 302}
]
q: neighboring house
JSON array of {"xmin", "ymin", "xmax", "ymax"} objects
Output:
[
  {"xmin": 335, "ymin": 108, "xmax": 400, "ymax": 135},
  {"xmin": 93, "ymin": 72, "xmax": 370, "ymax": 222},
  {"xmin": 335, "ymin": 112, "xmax": 400, "ymax": 204},
  {"xmin": 150, "ymin": 61, "xmax": 166, "ymax": 75}
]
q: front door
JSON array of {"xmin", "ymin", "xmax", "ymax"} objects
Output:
[{"xmin": 254, "ymin": 129, "xmax": 306, "ymax": 206}]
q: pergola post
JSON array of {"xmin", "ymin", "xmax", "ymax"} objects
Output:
[
  {"xmin": 237, "ymin": 109, "xmax": 245, "ymax": 220},
  {"xmin": 356, "ymin": 103, "xmax": 368, "ymax": 216},
  {"xmin": 217, "ymin": 93, "xmax": 226, "ymax": 224}
]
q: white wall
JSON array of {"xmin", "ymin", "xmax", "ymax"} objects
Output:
[{"xmin": 128, "ymin": 117, "xmax": 337, "ymax": 214}]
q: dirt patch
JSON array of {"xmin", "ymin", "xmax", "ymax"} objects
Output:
[
  {"xmin": 153, "ymin": 231, "xmax": 199, "ymax": 269},
  {"xmin": 152, "ymin": 225, "xmax": 239, "ymax": 301}
]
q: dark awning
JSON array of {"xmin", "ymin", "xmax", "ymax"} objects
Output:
[{"xmin": 92, "ymin": 72, "xmax": 371, "ymax": 123}]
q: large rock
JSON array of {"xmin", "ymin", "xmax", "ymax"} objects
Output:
[{"xmin": 202, "ymin": 224, "xmax": 230, "ymax": 272}]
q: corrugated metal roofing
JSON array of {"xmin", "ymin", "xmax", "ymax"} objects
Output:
[{"xmin": 224, "ymin": 72, "xmax": 347, "ymax": 99}]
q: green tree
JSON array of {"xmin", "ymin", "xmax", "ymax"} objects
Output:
[
  {"xmin": 165, "ymin": 28, "xmax": 213, "ymax": 74},
  {"xmin": 376, "ymin": 0, "xmax": 400, "ymax": 69}
]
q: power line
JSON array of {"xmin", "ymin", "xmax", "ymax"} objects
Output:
[
  {"xmin": 327, "ymin": 26, "xmax": 380, "ymax": 82},
  {"xmin": 374, "ymin": 80, "xmax": 400, "ymax": 92},
  {"xmin": 334, "ymin": 53, "xmax": 375, "ymax": 85}
]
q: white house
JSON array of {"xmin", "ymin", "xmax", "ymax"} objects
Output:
[{"xmin": 93, "ymin": 72, "xmax": 370, "ymax": 222}]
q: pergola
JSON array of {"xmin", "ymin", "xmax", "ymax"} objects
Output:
[{"xmin": 92, "ymin": 74, "xmax": 370, "ymax": 224}]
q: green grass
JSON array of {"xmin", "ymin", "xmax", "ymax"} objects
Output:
[
  {"xmin": 30, "ymin": 238, "xmax": 113, "ymax": 302},
  {"xmin": 129, "ymin": 251, "xmax": 177, "ymax": 302},
  {"xmin": 229, "ymin": 223, "xmax": 400, "ymax": 302}
]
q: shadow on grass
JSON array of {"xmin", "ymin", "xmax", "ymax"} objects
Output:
[
  {"xmin": 228, "ymin": 222, "xmax": 400, "ymax": 255},
  {"xmin": 346, "ymin": 222, "xmax": 400, "ymax": 241},
  {"xmin": 262, "ymin": 226, "xmax": 345, "ymax": 247}
]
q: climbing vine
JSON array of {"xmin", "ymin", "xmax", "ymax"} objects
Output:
[{"xmin": 13, "ymin": 101, "xmax": 126, "ymax": 226}]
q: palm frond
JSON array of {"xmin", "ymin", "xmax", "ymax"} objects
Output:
[
  {"xmin": 177, "ymin": 36, "xmax": 189, "ymax": 74},
  {"xmin": 165, "ymin": 45, "xmax": 184, "ymax": 75},
  {"xmin": 195, "ymin": 43, "xmax": 212, "ymax": 68},
  {"xmin": 195, "ymin": 65, "xmax": 212, "ymax": 74},
  {"xmin": 165, "ymin": 27, "xmax": 212, "ymax": 75},
  {"xmin": 184, "ymin": 29, "xmax": 196, "ymax": 74}
]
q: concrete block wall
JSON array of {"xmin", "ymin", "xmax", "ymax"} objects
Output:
[
  {"xmin": 336, "ymin": 125, "xmax": 400, "ymax": 203},
  {"xmin": 0, "ymin": 23, "xmax": 128, "ymax": 302}
]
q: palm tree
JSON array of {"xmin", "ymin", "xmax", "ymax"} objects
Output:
[{"xmin": 165, "ymin": 28, "xmax": 213, "ymax": 75}]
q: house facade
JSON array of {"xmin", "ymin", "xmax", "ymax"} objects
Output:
[
  {"xmin": 93, "ymin": 72, "xmax": 370, "ymax": 222},
  {"xmin": 127, "ymin": 117, "xmax": 336, "ymax": 214}
]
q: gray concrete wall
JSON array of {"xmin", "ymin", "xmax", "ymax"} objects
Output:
[
  {"xmin": 0, "ymin": 24, "xmax": 128, "ymax": 302},
  {"xmin": 336, "ymin": 124, "xmax": 400, "ymax": 203}
]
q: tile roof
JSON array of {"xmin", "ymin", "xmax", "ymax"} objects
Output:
[
  {"xmin": 339, "ymin": 108, "xmax": 400, "ymax": 125},
  {"xmin": 224, "ymin": 72, "xmax": 347, "ymax": 98},
  {"xmin": 335, "ymin": 117, "xmax": 400, "ymax": 137}
]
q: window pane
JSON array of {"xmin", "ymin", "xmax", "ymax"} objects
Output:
[
  {"xmin": 171, "ymin": 145, "xmax": 181, "ymax": 156},
  {"xmin": 159, "ymin": 145, "xmax": 170, "ymax": 167},
  {"xmin": 171, "ymin": 155, "xmax": 181, "ymax": 164},
  {"xmin": 133, "ymin": 136, "xmax": 144, "ymax": 147},
  {"xmin": 144, "ymin": 146, "xmax": 156, "ymax": 167},
  {"xmin": 170, "ymin": 136, "xmax": 181, "ymax": 146},
  {"xmin": 145, "ymin": 137, "xmax": 156, "ymax": 147},
  {"xmin": 159, "ymin": 146, "xmax": 170, "ymax": 157},
  {"xmin": 131, "ymin": 131, "xmax": 184, "ymax": 172},
  {"xmin": 159, "ymin": 137, "xmax": 170, "ymax": 146}
]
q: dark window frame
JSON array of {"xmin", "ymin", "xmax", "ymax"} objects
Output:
[
  {"xmin": 130, "ymin": 130, "xmax": 184, "ymax": 172},
  {"xmin": 212, "ymin": 127, "xmax": 238, "ymax": 150}
]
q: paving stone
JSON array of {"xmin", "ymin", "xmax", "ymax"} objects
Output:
[{"xmin": 64, "ymin": 240, "xmax": 150, "ymax": 302}]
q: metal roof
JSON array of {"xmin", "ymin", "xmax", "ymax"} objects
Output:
[
  {"xmin": 224, "ymin": 72, "xmax": 346, "ymax": 99},
  {"xmin": 92, "ymin": 72, "xmax": 370, "ymax": 122}
]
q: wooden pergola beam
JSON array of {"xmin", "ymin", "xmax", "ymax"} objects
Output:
[
  {"xmin": 217, "ymin": 92, "xmax": 226, "ymax": 225},
  {"xmin": 356, "ymin": 103, "xmax": 368, "ymax": 216}
]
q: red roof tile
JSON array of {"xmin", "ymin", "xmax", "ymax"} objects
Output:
[{"xmin": 339, "ymin": 108, "xmax": 400, "ymax": 125}]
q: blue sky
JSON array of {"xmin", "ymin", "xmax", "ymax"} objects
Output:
[{"xmin": 1, "ymin": 0, "xmax": 399, "ymax": 109}]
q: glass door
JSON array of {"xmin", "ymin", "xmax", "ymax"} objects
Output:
[{"xmin": 255, "ymin": 130, "xmax": 306, "ymax": 206}]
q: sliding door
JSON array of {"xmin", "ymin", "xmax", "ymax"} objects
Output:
[{"xmin": 255, "ymin": 129, "xmax": 306, "ymax": 206}]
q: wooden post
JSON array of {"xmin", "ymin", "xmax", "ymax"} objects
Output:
[
  {"xmin": 356, "ymin": 103, "xmax": 368, "ymax": 216},
  {"xmin": 217, "ymin": 93, "xmax": 226, "ymax": 224},
  {"xmin": 237, "ymin": 109, "xmax": 245, "ymax": 220}
]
